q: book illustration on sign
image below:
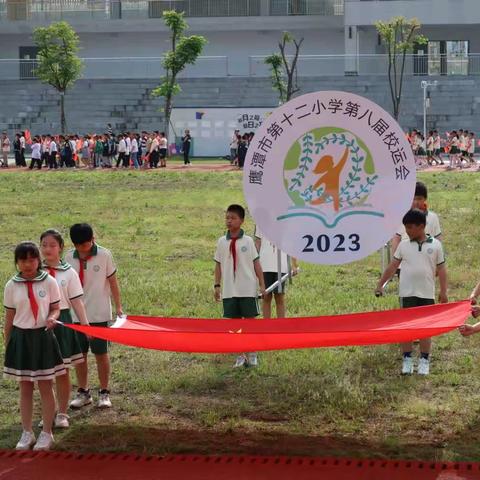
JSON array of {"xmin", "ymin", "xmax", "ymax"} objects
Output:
[{"xmin": 279, "ymin": 127, "xmax": 384, "ymax": 228}]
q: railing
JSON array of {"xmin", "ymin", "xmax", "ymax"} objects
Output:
[
  {"xmin": 249, "ymin": 53, "xmax": 480, "ymax": 77},
  {"xmin": 1, "ymin": 54, "xmax": 479, "ymax": 80},
  {"xmin": 270, "ymin": 0, "xmax": 344, "ymax": 15},
  {"xmin": 0, "ymin": 56, "xmax": 230, "ymax": 80},
  {"xmin": 0, "ymin": 0, "xmax": 344, "ymax": 20}
]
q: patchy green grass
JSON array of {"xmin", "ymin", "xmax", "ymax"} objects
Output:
[{"xmin": 1, "ymin": 169, "xmax": 480, "ymax": 461}]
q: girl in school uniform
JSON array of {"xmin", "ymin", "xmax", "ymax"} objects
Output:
[
  {"xmin": 3, "ymin": 242, "xmax": 64, "ymax": 451},
  {"xmin": 447, "ymin": 131, "xmax": 460, "ymax": 170},
  {"xmin": 40, "ymin": 229, "xmax": 90, "ymax": 429}
]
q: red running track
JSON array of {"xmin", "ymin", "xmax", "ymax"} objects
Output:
[{"xmin": 1, "ymin": 451, "xmax": 480, "ymax": 480}]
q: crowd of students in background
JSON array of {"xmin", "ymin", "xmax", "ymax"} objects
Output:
[
  {"xmin": 408, "ymin": 128, "xmax": 478, "ymax": 170},
  {"xmin": 0, "ymin": 127, "xmax": 193, "ymax": 170},
  {"xmin": 229, "ymin": 129, "xmax": 255, "ymax": 169}
]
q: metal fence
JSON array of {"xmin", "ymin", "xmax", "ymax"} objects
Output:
[
  {"xmin": 1, "ymin": 54, "xmax": 480, "ymax": 80},
  {"xmin": 249, "ymin": 54, "xmax": 480, "ymax": 77},
  {"xmin": 0, "ymin": 0, "xmax": 344, "ymax": 20}
]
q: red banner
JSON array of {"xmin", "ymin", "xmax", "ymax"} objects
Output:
[{"xmin": 64, "ymin": 301, "xmax": 471, "ymax": 354}]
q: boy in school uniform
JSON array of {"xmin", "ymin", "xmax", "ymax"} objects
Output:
[
  {"xmin": 390, "ymin": 181, "xmax": 442, "ymax": 257},
  {"xmin": 376, "ymin": 209, "xmax": 448, "ymax": 376},
  {"xmin": 214, "ymin": 204, "xmax": 265, "ymax": 368},
  {"xmin": 64, "ymin": 223, "xmax": 123, "ymax": 409}
]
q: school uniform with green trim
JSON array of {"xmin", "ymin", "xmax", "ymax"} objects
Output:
[
  {"xmin": 214, "ymin": 229, "xmax": 260, "ymax": 318},
  {"xmin": 64, "ymin": 244, "xmax": 117, "ymax": 355},
  {"xmin": 43, "ymin": 260, "xmax": 84, "ymax": 367},
  {"xmin": 393, "ymin": 236, "xmax": 445, "ymax": 308},
  {"xmin": 3, "ymin": 271, "xmax": 66, "ymax": 382}
]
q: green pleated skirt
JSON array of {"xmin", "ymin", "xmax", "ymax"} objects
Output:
[
  {"xmin": 4, "ymin": 326, "xmax": 66, "ymax": 382},
  {"xmin": 54, "ymin": 309, "xmax": 84, "ymax": 367}
]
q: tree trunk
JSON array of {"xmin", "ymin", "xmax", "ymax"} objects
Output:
[
  {"xmin": 164, "ymin": 93, "xmax": 172, "ymax": 144},
  {"xmin": 60, "ymin": 92, "xmax": 66, "ymax": 134}
]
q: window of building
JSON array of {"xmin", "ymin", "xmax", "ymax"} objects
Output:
[{"xmin": 427, "ymin": 40, "xmax": 469, "ymax": 76}]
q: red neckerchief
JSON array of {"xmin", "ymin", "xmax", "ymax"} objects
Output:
[
  {"xmin": 230, "ymin": 237, "xmax": 239, "ymax": 276},
  {"xmin": 47, "ymin": 267, "xmax": 56, "ymax": 278},
  {"xmin": 78, "ymin": 255, "xmax": 93, "ymax": 286},
  {"xmin": 26, "ymin": 281, "xmax": 39, "ymax": 325}
]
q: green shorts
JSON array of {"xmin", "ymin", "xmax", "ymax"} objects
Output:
[
  {"xmin": 223, "ymin": 297, "xmax": 259, "ymax": 319},
  {"xmin": 264, "ymin": 272, "xmax": 286, "ymax": 295},
  {"xmin": 400, "ymin": 297, "xmax": 435, "ymax": 308},
  {"xmin": 76, "ymin": 321, "xmax": 110, "ymax": 355}
]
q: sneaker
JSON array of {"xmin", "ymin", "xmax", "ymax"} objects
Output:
[
  {"xmin": 247, "ymin": 353, "xmax": 258, "ymax": 367},
  {"xmin": 98, "ymin": 390, "xmax": 112, "ymax": 409},
  {"xmin": 418, "ymin": 357, "xmax": 430, "ymax": 375},
  {"xmin": 70, "ymin": 388, "xmax": 93, "ymax": 409},
  {"xmin": 33, "ymin": 431, "xmax": 54, "ymax": 451},
  {"xmin": 16, "ymin": 430, "xmax": 36, "ymax": 450},
  {"xmin": 54, "ymin": 413, "xmax": 70, "ymax": 428},
  {"xmin": 233, "ymin": 355, "xmax": 247, "ymax": 368},
  {"xmin": 401, "ymin": 356, "xmax": 414, "ymax": 375}
]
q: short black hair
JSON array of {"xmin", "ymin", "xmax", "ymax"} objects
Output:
[
  {"xmin": 227, "ymin": 204, "xmax": 245, "ymax": 219},
  {"xmin": 402, "ymin": 209, "xmax": 426, "ymax": 227},
  {"xmin": 14, "ymin": 241, "xmax": 41, "ymax": 268},
  {"xmin": 40, "ymin": 229, "xmax": 65, "ymax": 249},
  {"xmin": 70, "ymin": 223, "xmax": 94, "ymax": 244},
  {"xmin": 414, "ymin": 181, "xmax": 428, "ymax": 199}
]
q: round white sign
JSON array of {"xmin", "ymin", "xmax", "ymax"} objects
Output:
[{"xmin": 243, "ymin": 91, "xmax": 416, "ymax": 265}]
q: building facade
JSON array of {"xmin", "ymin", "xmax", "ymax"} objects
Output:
[{"xmin": 0, "ymin": 0, "xmax": 479, "ymax": 79}]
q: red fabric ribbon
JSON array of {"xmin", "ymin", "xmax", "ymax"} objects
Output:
[
  {"xmin": 66, "ymin": 301, "xmax": 471, "ymax": 354},
  {"xmin": 78, "ymin": 256, "xmax": 92, "ymax": 287},
  {"xmin": 26, "ymin": 281, "xmax": 39, "ymax": 325},
  {"xmin": 230, "ymin": 237, "xmax": 238, "ymax": 275}
]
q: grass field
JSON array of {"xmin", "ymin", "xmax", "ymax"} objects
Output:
[{"xmin": 1, "ymin": 169, "xmax": 480, "ymax": 461}]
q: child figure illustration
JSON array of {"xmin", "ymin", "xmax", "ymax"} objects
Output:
[{"xmin": 310, "ymin": 147, "xmax": 349, "ymax": 212}]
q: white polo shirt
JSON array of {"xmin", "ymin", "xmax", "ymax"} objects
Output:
[
  {"xmin": 214, "ymin": 230, "xmax": 259, "ymax": 299},
  {"xmin": 394, "ymin": 237, "xmax": 445, "ymax": 299},
  {"xmin": 4, "ymin": 271, "xmax": 61, "ymax": 329},
  {"xmin": 254, "ymin": 227, "xmax": 288, "ymax": 274},
  {"xmin": 65, "ymin": 244, "xmax": 117, "ymax": 324},
  {"xmin": 42, "ymin": 261, "xmax": 83, "ymax": 310},
  {"xmin": 396, "ymin": 210, "xmax": 441, "ymax": 241}
]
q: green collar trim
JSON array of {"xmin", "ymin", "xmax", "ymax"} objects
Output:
[
  {"xmin": 73, "ymin": 243, "xmax": 98, "ymax": 259},
  {"xmin": 13, "ymin": 270, "xmax": 48, "ymax": 283},
  {"xmin": 410, "ymin": 235, "xmax": 433, "ymax": 245},
  {"xmin": 42, "ymin": 259, "xmax": 71, "ymax": 271},
  {"xmin": 226, "ymin": 229, "xmax": 244, "ymax": 240}
]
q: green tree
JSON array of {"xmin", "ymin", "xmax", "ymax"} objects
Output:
[
  {"xmin": 33, "ymin": 21, "xmax": 83, "ymax": 133},
  {"xmin": 264, "ymin": 32, "xmax": 304, "ymax": 104},
  {"xmin": 375, "ymin": 16, "xmax": 427, "ymax": 120},
  {"xmin": 152, "ymin": 10, "xmax": 207, "ymax": 136}
]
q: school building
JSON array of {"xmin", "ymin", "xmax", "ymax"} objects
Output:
[{"xmin": 0, "ymin": 0, "xmax": 479, "ymax": 145}]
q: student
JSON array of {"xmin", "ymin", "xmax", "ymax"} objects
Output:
[
  {"xmin": 181, "ymin": 129, "xmax": 191, "ymax": 166},
  {"xmin": 254, "ymin": 227, "xmax": 298, "ymax": 319},
  {"xmin": 1, "ymin": 131, "xmax": 10, "ymax": 167},
  {"xmin": 426, "ymin": 130, "xmax": 434, "ymax": 165},
  {"xmin": 376, "ymin": 209, "xmax": 448, "ymax": 376},
  {"xmin": 148, "ymin": 132, "xmax": 160, "ymax": 169},
  {"xmin": 460, "ymin": 282, "xmax": 480, "ymax": 336},
  {"xmin": 29, "ymin": 136, "xmax": 42, "ymax": 170},
  {"xmin": 159, "ymin": 132, "xmax": 168, "ymax": 168},
  {"xmin": 237, "ymin": 134, "xmax": 249, "ymax": 169},
  {"xmin": 48, "ymin": 135, "xmax": 58, "ymax": 169},
  {"xmin": 390, "ymin": 181, "xmax": 442, "ymax": 256},
  {"xmin": 433, "ymin": 130, "xmax": 443, "ymax": 165},
  {"xmin": 229, "ymin": 129, "xmax": 239, "ymax": 165},
  {"xmin": 214, "ymin": 204, "xmax": 265, "ymax": 368},
  {"xmin": 4, "ymin": 242, "xmax": 64, "ymax": 450},
  {"xmin": 40, "ymin": 229, "xmax": 90, "ymax": 428},
  {"xmin": 64, "ymin": 223, "xmax": 123, "ymax": 409},
  {"xmin": 467, "ymin": 131, "xmax": 475, "ymax": 165},
  {"xmin": 116, "ymin": 134, "xmax": 126, "ymax": 168}
]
